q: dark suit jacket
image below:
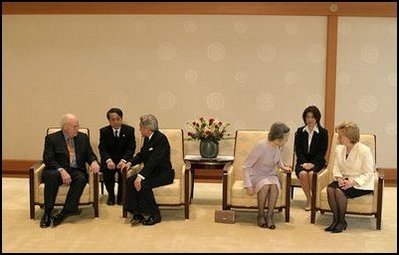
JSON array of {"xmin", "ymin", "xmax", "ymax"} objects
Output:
[
  {"xmin": 43, "ymin": 130, "xmax": 98, "ymax": 172},
  {"xmin": 294, "ymin": 126, "xmax": 328, "ymax": 173},
  {"xmin": 129, "ymin": 130, "xmax": 174, "ymax": 188},
  {"xmin": 98, "ymin": 124, "xmax": 136, "ymax": 168}
]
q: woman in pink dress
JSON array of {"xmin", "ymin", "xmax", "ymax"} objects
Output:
[{"xmin": 243, "ymin": 122, "xmax": 292, "ymax": 229}]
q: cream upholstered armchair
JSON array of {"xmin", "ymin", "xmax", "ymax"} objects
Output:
[
  {"xmin": 29, "ymin": 127, "xmax": 99, "ymax": 219},
  {"xmin": 222, "ymin": 130, "xmax": 291, "ymax": 222},
  {"xmin": 122, "ymin": 129, "xmax": 191, "ymax": 219},
  {"xmin": 310, "ymin": 133, "xmax": 384, "ymax": 230}
]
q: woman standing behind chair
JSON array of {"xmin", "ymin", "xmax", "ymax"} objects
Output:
[
  {"xmin": 325, "ymin": 121, "xmax": 374, "ymax": 233},
  {"xmin": 243, "ymin": 122, "xmax": 292, "ymax": 229},
  {"xmin": 294, "ymin": 105, "xmax": 328, "ymax": 210}
]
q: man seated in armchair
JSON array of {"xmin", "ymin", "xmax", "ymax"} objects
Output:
[{"xmin": 40, "ymin": 113, "xmax": 100, "ymax": 228}]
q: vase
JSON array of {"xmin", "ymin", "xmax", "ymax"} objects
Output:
[{"xmin": 199, "ymin": 139, "xmax": 219, "ymax": 158}]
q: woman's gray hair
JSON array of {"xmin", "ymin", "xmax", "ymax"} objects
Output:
[
  {"xmin": 140, "ymin": 114, "xmax": 159, "ymax": 131},
  {"xmin": 268, "ymin": 122, "xmax": 290, "ymax": 141}
]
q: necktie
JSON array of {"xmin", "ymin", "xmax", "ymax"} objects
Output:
[
  {"xmin": 114, "ymin": 130, "xmax": 119, "ymax": 138},
  {"xmin": 66, "ymin": 138, "xmax": 75, "ymax": 165}
]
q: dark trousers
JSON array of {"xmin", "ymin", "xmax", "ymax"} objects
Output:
[
  {"xmin": 102, "ymin": 167, "xmax": 123, "ymax": 201},
  {"xmin": 42, "ymin": 168, "xmax": 87, "ymax": 213},
  {"xmin": 125, "ymin": 174, "xmax": 159, "ymax": 216}
]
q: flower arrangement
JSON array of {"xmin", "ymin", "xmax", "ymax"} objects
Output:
[{"xmin": 186, "ymin": 117, "xmax": 230, "ymax": 143}]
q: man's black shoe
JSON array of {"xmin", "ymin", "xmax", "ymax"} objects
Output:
[
  {"xmin": 142, "ymin": 215, "xmax": 162, "ymax": 226},
  {"xmin": 40, "ymin": 213, "xmax": 52, "ymax": 228},
  {"xmin": 130, "ymin": 214, "xmax": 145, "ymax": 225},
  {"xmin": 52, "ymin": 212, "xmax": 66, "ymax": 227},
  {"xmin": 107, "ymin": 196, "xmax": 115, "ymax": 205},
  {"xmin": 116, "ymin": 192, "xmax": 122, "ymax": 205}
]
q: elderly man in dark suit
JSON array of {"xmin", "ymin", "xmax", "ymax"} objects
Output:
[
  {"xmin": 122, "ymin": 114, "xmax": 174, "ymax": 226},
  {"xmin": 41, "ymin": 113, "xmax": 100, "ymax": 228},
  {"xmin": 99, "ymin": 108, "xmax": 136, "ymax": 205}
]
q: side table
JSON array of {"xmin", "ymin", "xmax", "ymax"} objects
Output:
[{"xmin": 184, "ymin": 155, "xmax": 234, "ymax": 202}]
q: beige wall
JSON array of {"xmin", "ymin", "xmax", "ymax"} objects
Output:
[
  {"xmin": 2, "ymin": 14, "xmax": 396, "ymax": 168},
  {"xmin": 336, "ymin": 17, "xmax": 397, "ymax": 168}
]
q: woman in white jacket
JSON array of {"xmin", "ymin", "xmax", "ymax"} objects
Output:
[{"xmin": 325, "ymin": 121, "xmax": 374, "ymax": 233}]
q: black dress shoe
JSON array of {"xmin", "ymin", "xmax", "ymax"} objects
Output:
[
  {"xmin": 331, "ymin": 221, "xmax": 347, "ymax": 233},
  {"xmin": 142, "ymin": 215, "xmax": 162, "ymax": 226},
  {"xmin": 40, "ymin": 213, "xmax": 52, "ymax": 228},
  {"xmin": 107, "ymin": 196, "xmax": 115, "ymax": 205},
  {"xmin": 52, "ymin": 212, "xmax": 66, "ymax": 227},
  {"xmin": 130, "ymin": 214, "xmax": 145, "ymax": 225},
  {"xmin": 116, "ymin": 192, "xmax": 122, "ymax": 205}
]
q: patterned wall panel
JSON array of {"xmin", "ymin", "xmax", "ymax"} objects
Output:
[
  {"xmin": 4, "ymin": 15, "xmax": 327, "ymax": 165},
  {"xmin": 336, "ymin": 17, "xmax": 397, "ymax": 168}
]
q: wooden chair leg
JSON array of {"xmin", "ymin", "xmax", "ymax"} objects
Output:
[
  {"xmin": 94, "ymin": 203, "xmax": 99, "ymax": 217},
  {"xmin": 30, "ymin": 203, "xmax": 35, "ymax": 219},
  {"xmin": 291, "ymin": 186, "xmax": 294, "ymax": 199},
  {"xmin": 184, "ymin": 202, "xmax": 189, "ymax": 219}
]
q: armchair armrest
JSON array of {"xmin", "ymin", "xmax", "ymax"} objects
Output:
[
  {"xmin": 223, "ymin": 165, "xmax": 234, "ymax": 209},
  {"xmin": 33, "ymin": 162, "xmax": 45, "ymax": 188},
  {"xmin": 373, "ymin": 168, "xmax": 384, "ymax": 211},
  {"xmin": 311, "ymin": 167, "xmax": 330, "ymax": 210},
  {"xmin": 85, "ymin": 164, "xmax": 99, "ymax": 202},
  {"xmin": 376, "ymin": 168, "xmax": 384, "ymax": 180},
  {"xmin": 29, "ymin": 161, "xmax": 45, "ymax": 203},
  {"xmin": 127, "ymin": 163, "xmax": 144, "ymax": 178},
  {"xmin": 315, "ymin": 168, "xmax": 330, "ymax": 194},
  {"xmin": 180, "ymin": 164, "xmax": 190, "ymax": 193}
]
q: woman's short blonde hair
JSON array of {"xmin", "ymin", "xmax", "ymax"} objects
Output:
[{"xmin": 335, "ymin": 121, "xmax": 360, "ymax": 143}]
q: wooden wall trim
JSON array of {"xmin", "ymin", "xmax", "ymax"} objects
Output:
[
  {"xmin": 382, "ymin": 168, "xmax": 397, "ymax": 186},
  {"xmin": 2, "ymin": 159, "xmax": 39, "ymax": 178},
  {"xmin": 2, "ymin": 2, "xmax": 396, "ymax": 17},
  {"xmin": 324, "ymin": 15, "xmax": 338, "ymax": 160}
]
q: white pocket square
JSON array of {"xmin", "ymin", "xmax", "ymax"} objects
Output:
[{"xmin": 149, "ymin": 147, "xmax": 154, "ymax": 151}]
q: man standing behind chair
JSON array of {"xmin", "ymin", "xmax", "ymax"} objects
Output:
[
  {"xmin": 99, "ymin": 108, "xmax": 136, "ymax": 205},
  {"xmin": 41, "ymin": 113, "xmax": 100, "ymax": 228},
  {"xmin": 122, "ymin": 114, "xmax": 174, "ymax": 226}
]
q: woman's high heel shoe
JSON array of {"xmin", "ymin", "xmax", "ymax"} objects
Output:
[
  {"xmin": 265, "ymin": 217, "xmax": 276, "ymax": 230},
  {"xmin": 331, "ymin": 221, "xmax": 347, "ymax": 233},
  {"xmin": 324, "ymin": 221, "xmax": 338, "ymax": 232},
  {"xmin": 257, "ymin": 215, "xmax": 267, "ymax": 228}
]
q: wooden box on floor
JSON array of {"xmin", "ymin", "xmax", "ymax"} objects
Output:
[{"xmin": 214, "ymin": 209, "xmax": 236, "ymax": 224}]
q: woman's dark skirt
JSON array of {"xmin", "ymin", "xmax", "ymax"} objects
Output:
[{"xmin": 328, "ymin": 181, "xmax": 373, "ymax": 198}]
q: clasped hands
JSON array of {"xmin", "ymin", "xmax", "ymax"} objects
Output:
[
  {"xmin": 338, "ymin": 177, "xmax": 353, "ymax": 190},
  {"xmin": 106, "ymin": 159, "xmax": 126, "ymax": 170}
]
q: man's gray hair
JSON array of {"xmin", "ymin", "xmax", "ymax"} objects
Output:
[
  {"xmin": 140, "ymin": 114, "xmax": 159, "ymax": 131},
  {"xmin": 60, "ymin": 113, "xmax": 76, "ymax": 128},
  {"xmin": 268, "ymin": 122, "xmax": 290, "ymax": 141}
]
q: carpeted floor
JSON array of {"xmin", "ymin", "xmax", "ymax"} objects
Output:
[{"xmin": 2, "ymin": 177, "xmax": 397, "ymax": 252}]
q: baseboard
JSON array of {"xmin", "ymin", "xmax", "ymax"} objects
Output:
[
  {"xmin": 382, "ymin": 168, "xmax": 397, "ymax": 186},
  {"xmin": 2, "ymin": 159, "xmax": 38, "ymax": 178}
]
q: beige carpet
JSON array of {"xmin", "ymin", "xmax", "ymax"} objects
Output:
[{"xmin": 2, "ymin": 177, "xmax": 397, "ymax": 253}]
